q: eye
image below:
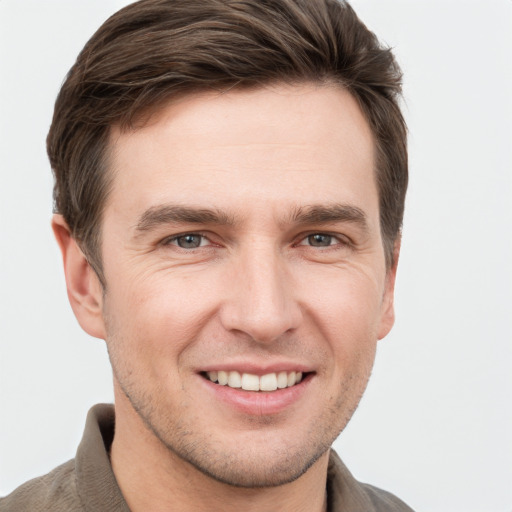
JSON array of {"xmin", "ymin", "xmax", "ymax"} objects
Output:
[
  {"xmin": 166, "ymin": 233, "xmax": 209, "ymax": 249},
  {"xmin": 299, "ymin": 233, "xmax": 339, "ymax": 247}
]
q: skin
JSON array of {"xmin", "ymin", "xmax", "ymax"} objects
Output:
[{"xmin": 53, "ymin": 83, "xmax": 398, "ymax": 512}]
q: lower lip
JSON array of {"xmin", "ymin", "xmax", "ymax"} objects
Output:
[{"xmin": 201, "ymin": 374, "xmax": 313, "ymax": 416}]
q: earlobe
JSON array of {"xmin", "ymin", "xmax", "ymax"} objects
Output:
[
  {"xmin": 52, "ymin": 214, "xmax": 106, "ymax": 340},
  {"xmin": 377, "ymin": 238, "xmax": 401, "ymax": 340}
]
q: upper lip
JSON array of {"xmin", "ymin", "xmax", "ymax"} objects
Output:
[{"xmin": 198, "ymin": 361, "xmax": 314, "ymax": 376}]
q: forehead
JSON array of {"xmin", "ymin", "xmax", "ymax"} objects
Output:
[{"xmin": 106, "ymin": 83, "xmax": 377, "ymax": 223}]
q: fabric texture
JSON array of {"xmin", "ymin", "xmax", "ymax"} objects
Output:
[{"xmin": 0, "ymin": 404, "xmax": 414, "ymax": 511}]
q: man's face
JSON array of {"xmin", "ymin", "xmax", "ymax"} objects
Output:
[{"xmin": 98, "ymin": 84, "xmax": 396, "ymax": 487}]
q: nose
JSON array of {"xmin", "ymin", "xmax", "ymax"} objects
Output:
[{"xmin": 219, "ymin": 243, "xmax": 302, "ymax": 344}]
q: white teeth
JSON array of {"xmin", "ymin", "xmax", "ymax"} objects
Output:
[
  {"xmin": 241, "ymin": 373, "xmax": 260, "ymax": 391},
  {"xmin": 206, "ymin": 370, "xmax": 306, "ymax": 391},
  {"xmin": 227, "ymin": 371, "xmax": 242, "ymax": 388},
  {"xmin": 260, "ymin": 373, "xmax": 277, "ymax": 391},
  {"xmin": 277, "ymin": 371, "xmax": 288, "ymax": 389}
]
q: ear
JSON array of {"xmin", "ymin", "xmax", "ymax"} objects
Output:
[
  {"xmin": 377, "ymin": 238, "xmax": 401, "ymax": 340},
  {"xmin": 52, "ymin": 214, "xmax": 106, "ymax": 340}
]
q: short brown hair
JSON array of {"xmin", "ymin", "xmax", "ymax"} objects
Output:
[{"xmin": 48, "ymin": 0, "xmax": 407, "ymax": 282}]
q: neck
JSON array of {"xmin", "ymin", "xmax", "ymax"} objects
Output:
[{"xmin": 110, "ymin": 391, "xmax": 329, "ymax": 512}]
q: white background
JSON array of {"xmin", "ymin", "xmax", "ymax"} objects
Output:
[{"xmin": 0, "ymin": 1, "xmax": 511, "ymax": 510}]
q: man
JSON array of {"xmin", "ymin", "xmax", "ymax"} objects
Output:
[{"xmin": 0, "ymin": 0, "xmax": 413, "ymax": 510}]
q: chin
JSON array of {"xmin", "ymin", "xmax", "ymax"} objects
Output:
[{"xmin": 164, "ymin": 436, "xmax": 332, "ymax": 488}]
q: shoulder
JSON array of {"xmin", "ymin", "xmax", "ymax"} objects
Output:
[
  {"xmin": 0, "ymin": 459, "xmax": 84, "ymax": 512},
  {"xmin": 358, "ymin": 482, "xmax": 415, "ymax": 512},
  {"xmin": 328, "ymin": 450, "xmax": 415, "ymax": 512}
]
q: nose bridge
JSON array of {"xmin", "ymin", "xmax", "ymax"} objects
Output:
[{"xmin": 220, "ymin": 238, "xmax": 301, "ymax": 343}]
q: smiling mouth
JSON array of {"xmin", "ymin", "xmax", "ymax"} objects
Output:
[{"xmin": 203, "ymin": 370, "xmax": 305, "ymax": 392}]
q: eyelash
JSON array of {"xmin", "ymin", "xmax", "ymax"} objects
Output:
[
  {"xmin": 162, "ymin": 232, "xmax": 351, "ymax": 250},
  {"xmin": 163, "ymin": 233, "xmax": 212, "ymax": 249},
  {"xmin": 296, "ymin": 233, "xmax": 349, "ymax": 249}
]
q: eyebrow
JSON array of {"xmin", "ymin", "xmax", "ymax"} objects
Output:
[
  {"xmin": 134, "ymin": 202, "xmax": 369, "ymax": 235},
  {"xmin": 288, "ymin": 204, "xmax": 369, "ymax": 232},
  {"xmin": 135, "ymin": 204, "xmax": 235, "ymax": 234}
]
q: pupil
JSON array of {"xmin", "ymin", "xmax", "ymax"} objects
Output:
[
  {"xmin": 309, "ymin": 234, "xmax": 331, "ymax": 246},
  {"xmin": 178, "ymin": 235, "xmax": 200, "ymax": 248}
]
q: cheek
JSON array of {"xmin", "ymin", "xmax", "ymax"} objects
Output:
[
  {"xmin": 302, "ymin": 266, "xmax": 384, "ymax": 335},
  {"xmin": 297, "ymin": 268, "xmax": 384, "ymax": 382},
  {"xmin": 103, "ymin": 267, "xmax": 222, "ymax": 363}
]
